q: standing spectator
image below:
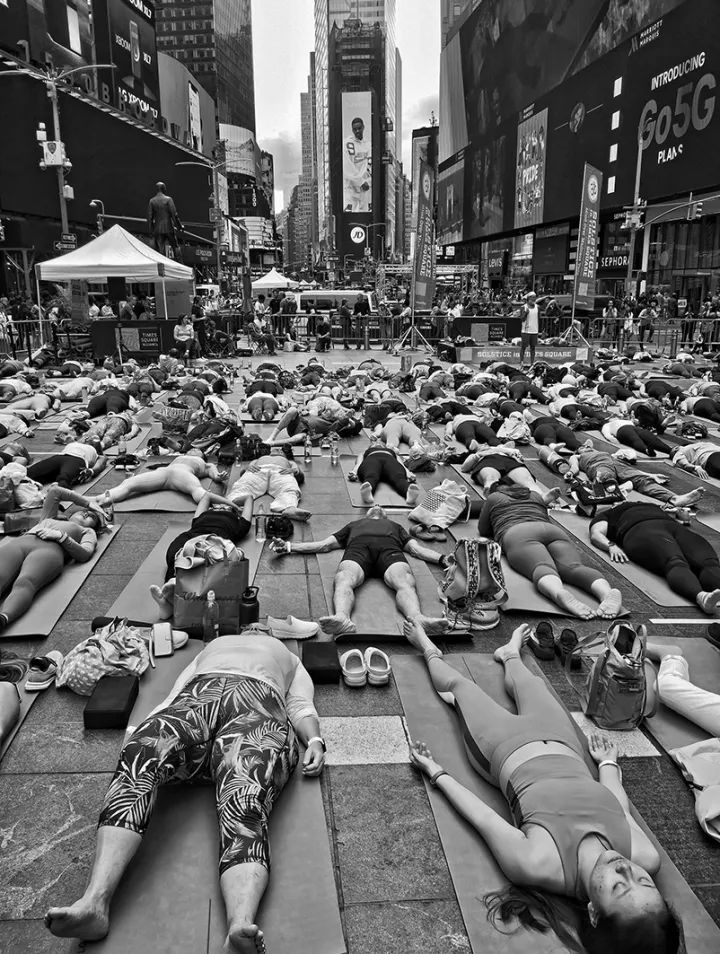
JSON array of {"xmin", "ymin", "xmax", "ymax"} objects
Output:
[
  {"xmin": 353, "ymin": 292, "xmax": 370, "ymax": 349},
  {"xmin": 191, "ymin": 296, "xmax": 207, "ymax": 356},
  {"xmin": 681, "ymin": 303, "xmax": 696, "ymax": 348},
  {"xmin": 339, "ymin": 298, "xmax": 352, "ymax": 350},
  {"xmin": 430, "ymin": 305, "xmax": 444, "ymax": 342},
  {"xmin": 88, "ymin": 299, "xmax": 100, "ymax": 319},
  {"xmin": 399, "ymin": 302, "xmax": 412, "ymax": 339},
  {"xmin": 543, "ymin": 296, "xmax": 561, "ymax": 336},
  {"xmin": 254, "ymin": 294, "xmax": 267, "ymax": 321},
  {"xmin": 519, "ymin": 290, "xmax": 540, "ymax": 367},
  {"xmin": 253, "ymin": 307, "xmax": 277, "ymax": 355},
  {"xmin": 667, "ymin": 292, "xmax": 678, "ymax": 323},
  {"xmin": 638, "ymin": 302, "xmax": 657, "ymax": 346},
  {"xmin": 315, "ymin": 314, "xmax": 332, "ymax": 352},
  {"xmin": 602, "ymin": 299, "xmax": 619, "ymax": 343},
  {"xmin": 133, "ymin": 293, "xmax": 148, "ymax": 319},
  {"xmin": 279, "ymin": 292, "xmax": 296, "ymax": 338},
  {"xmin": 268, "ymin": 290, "xmax": 282, "ymax": 332}
]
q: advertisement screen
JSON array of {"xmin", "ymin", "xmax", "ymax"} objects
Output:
[
  {"xmin": 188, "ymin": 83, "xmax": 202, "ymax": 152},
  {"xmin": 437, "ymin": 159, "xmax": 465, "ymax": 245},
  {"xmin": 465, "ymin": 134, "xmax": 506, "ymax": 239},
  {"xmin": 94, "ymin": 0, "xmax": 160, "ymax": 124},
  {"xmin": 514, "ymin": 108, "xmax": 548, "ymax": 228},
  {"xmin": 439, "ymin": 31, "xmax": 469, "ymax": 162},
  {"xmin": 341, "ymin": 91, "xmax": 373, "ymax": 213},
  {"xmin": 0, "ymin": 0, "xmax": 94, "ymax": 73}
]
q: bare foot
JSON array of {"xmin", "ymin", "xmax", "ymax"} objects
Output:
[
  {"xmin": 403, "ymin": 616, "xmax": 434, "ymax": 650},
  {"xmin": 149, "ymin": 583, "xmax": 173, "ymax": 620},
  {"xmin": 673, "ymin": 488, "xmax": 704, "ymax": 507},
  {"xmin": 406, "ymin": 484, "xmax": 421, "ymax": 505},
  {"xmin": 697, "ymin": 589, "xmax": 720, "ymax": 615},
  {"xmin": 320, "ymin": 613, "xmax": 357, "ymax": 636},
  {"xmin": 595, "ymin": 588, "xmax": 623, "ymax": 619},
  {"xmin": 45, "ymin": 899, "xmax": 109, "ymax": 940},
  {"xmin": 646, "ymin": 640, "xmax": 683, "ymax": 662},
  {"xmin": 360, "ymin": 481, "xmax": 374, "ymax": 504},
  {"xmin": 283, "ymin": 507, "xmax": 312, "ymax": 522},
  {"xmin": 551, "ymin": 588, "xmax": 596, "ymax": 619},
  {"xmin": 224, "ymin": 922, "xmax": 266, "ymax": 954},
  {"xmin": 542, "ymin": 487, "xmax": 562, "ymax": 506},
  {"xmin": 493, "ymin": 623, "xmax": 531, "ymax": 663},
  {"xmin": 416, "ymin": 614, "xmax": 450, "ymax": 636}
]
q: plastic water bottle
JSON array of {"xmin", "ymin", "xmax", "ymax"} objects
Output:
[
  {"xmin": 304, "ymin": 434, "xmax": 312, "ymax": 463},
  {"xmin": 255, "ymin": 504, "xmax": 267, "ymax": 542},
  {"xmin": 330, "ymin": 434, "xmax": 339, "ymax": 465},
  {"xmin": 81, "ymin": 387, "xmax": 88, "ymax": 402},
  {"xmin": 203, "ymin": 590, "xmax": 220, "ymax": 643},
  {"xmin": 117, "ymin": 438, "xmax": 127, "ymax": 457},
  {"xmin": 234, "ymin": 437, "xmax": 243, "ymax": 463}
]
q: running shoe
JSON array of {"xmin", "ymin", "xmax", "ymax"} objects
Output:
[
  {"xmin": 527, "ymin": 621, "xmax": 556, "ymax": 660},
  {"xmin": 555, "ymin": 627, "xmax": 580, "ymax": 669},
  {"xmin": 267, "ymin": 615, "xmax": 320, "ymax": 640},
  {"xmin": 24, "ymin": 651, "xmax": 64, "ymax": 692}
]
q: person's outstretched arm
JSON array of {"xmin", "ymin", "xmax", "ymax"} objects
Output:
[
  {"xmin": 403, "ymin": 538, "xmax": 446, "ymax": 565},
  {"xmin": 270, "ymin": 535, "xmax": 341, "ymax": 555},
  {"xmin": 40, "ymin": 484, "xmax": 104, "ymax": 520},
  {"xmin": 589, "ymin": 521, "xmax": 628, "ymax": 562}
]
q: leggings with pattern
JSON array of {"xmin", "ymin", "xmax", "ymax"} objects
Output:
[{"xmin": 99, "ymin": 674, "xmax": 299, "ymax": 874}]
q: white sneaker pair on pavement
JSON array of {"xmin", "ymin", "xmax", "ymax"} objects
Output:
[{"xmin": 340, "ymin": 647, "xmax": 391, "ymax": 687}]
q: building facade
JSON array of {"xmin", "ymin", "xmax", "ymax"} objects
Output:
[
  {"xmin": 438, "ymin": 0, "xmax": 720, "ymax": 309},
  {"xmin": 440, "ymin": 0, "xmax": 483, "ymax": 49},
  {"xmin": 314, "ymin": 0, "xmax": 399, "ymax": 263}
]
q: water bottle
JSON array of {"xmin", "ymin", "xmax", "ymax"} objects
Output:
[
  {"xmin": 239, "ymin": 586, "xmax": 260, "ymax": 628},
  {"xmin": 330, "ymin": 434, "xmax": 339, "ymax": 465},
  {"xmin": 81, "ymin": 387, "xmax": 88, "ymax": 402},
  {"xmin": 234, "ymin": 437, "xmax": 243, "ymax": 463},
  {"xmin": 117, "ymin": 438, "xmax": 127, "ymax": 457},
  {"xmin": 255, "ymin": 504, "xmax": 267, "ymax": 542},
  {"xmin": 320, "ymin": 435, "xmax": 331, "ymax": 455},
  {"xmin": 202, "ymin": 590, "xmax": 220, "ymax": 643},
  {"xmin": 304, "ymin": 433, "xmax": 312, "ymax": 463}
]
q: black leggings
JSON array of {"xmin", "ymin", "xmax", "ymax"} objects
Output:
[
  {"xmin": 645, "ymin": 382, "xmax": 684, "ymax": 402},
  {"xmin": 87, "ymin": 391, "xmax": 129, "ymax": 417},
  {"xmin": 26, "ymin": 454, "xmax": 84, "ymax": 488},
  {"xmin": 497, "ymin": 399, "xmax": 524, "ymax": 418},
  {"xmin": 560, "ymin": 404, "xmax": 607, "ymax": 422},
  {"xmin": 419, "ymin": 383, "xmax": 446, "ymax": 401},
  {"xmin": 598, "ymin": 384, "xmax": 633, "ymax": 401},
  {"xmin": 705, "ymin": 452, "xmax": 720, "ymax": 479},
  {"xmin": 615, "ymin": 425, "xmax": 672, "ymax": 456},
  {"xmin": 455, "ymin": 420, "xmax": 500, "ymax": 448},
  {"xmin": 623, "ymin": 520, "xmax": 720, "ymax": 601},
  {"xmin": 357, "ymin": 452, "xmax": 411, "ymax": 496},
  {"xmin": 693, "ymin": 398, "xmax": 720, "ymax": 423},
  {"xmin": 427, "ymin": 401, "xmax": 466, "ymax": 421},
  {"xmin": 508, "ymin": 382, "xmax": 547, "ymax": 403},
  {"xmin": 532, "ymin": 419, "xmax": 581, "ymax": 450}
]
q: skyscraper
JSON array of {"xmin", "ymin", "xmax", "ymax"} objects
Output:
[
  {"xmin": 155, "ymin": 0, "xmax": 256, "ymax": 133},
  {"xmin": 441, "ymin": 0, "xmax": 483, "ymax": 48},
  {"xmin": 314, "ymin": 0, "xmax": 399, "ymax": 261}
]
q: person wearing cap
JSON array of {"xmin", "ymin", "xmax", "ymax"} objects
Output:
[{"xmin": 519, "ymin": 291, "xmax": 540, "ymax": 367}]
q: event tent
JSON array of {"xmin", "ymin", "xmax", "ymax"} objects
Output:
[
  {"xmin": 251, "ymin": 268, "xmax": 296, "ymax": 291},
  {"xmin": 36, "ymin": 224, "xmax": 194, "ymax": 283}
]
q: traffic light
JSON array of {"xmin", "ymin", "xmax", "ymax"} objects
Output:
[
  {"xmin": 687, "ymin": 200, "xmax": 704, "ymax": 220},
  {"xmin": 0, "ymin": 222, "xmax": 5, "ymax": 242}
]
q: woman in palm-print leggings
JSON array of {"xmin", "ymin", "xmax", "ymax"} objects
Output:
[{"xmin": 45, "ymin": 636, "xmax": 325, "ymax": 951}]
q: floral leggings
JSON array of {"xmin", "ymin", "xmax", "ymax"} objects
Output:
[{"xmin": 99, "ymin": 674, "xmax": 298, "ymax": 874}]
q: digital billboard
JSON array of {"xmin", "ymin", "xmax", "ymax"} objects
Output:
[
  {"xmin": 514, "ymin": 108, "xmax": 547, "ymax": 228},
  {"xmin": 341, "ymin": 91, "xmax": 373, "ymax": 214},
  {"xmin": 437, "ymin": 158, "xmax": 465, "ymax": 245},
  {"xmin": 465, "ymin": 134, "xmax": 506, "ymax": 239},
  {"xmin": 93, "ymin": 0, "xmax": 160, "ymax": 125}
]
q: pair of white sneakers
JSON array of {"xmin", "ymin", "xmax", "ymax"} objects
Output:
[{"xmin": 340, "ymin": 648, "xmax": 391, "ymax": 687}]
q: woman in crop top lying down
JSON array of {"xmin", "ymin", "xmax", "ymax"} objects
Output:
[
  {"xmin": 45, "ymin": 633, "xmax": 325, "ymax": 954},
  {"xmin": 404, "ymin": 619, "xmax": 681, "ymax": 954}
]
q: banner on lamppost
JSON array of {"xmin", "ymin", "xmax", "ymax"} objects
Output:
[
  {"xmin": 574, "ymin": 163, "xmax": 603, "ymax": 310},
  {"xmin": 413, "ymin": 160, "xmax": 436, "ymax": 310}
]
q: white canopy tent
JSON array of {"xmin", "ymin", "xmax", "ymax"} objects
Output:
[
  {"xmin": 251, "ymin": 268, "xmax": 296, "ymax": 291},
  {"xmin": 36, "ymin": 224, "xmax": 194, "ymax": 317}
]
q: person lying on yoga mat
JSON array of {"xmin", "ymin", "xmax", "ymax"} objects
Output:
[
  {"xmin": 241, "ymin": 392, "xmax": 285, "ymax": 422},
  {"xmin": 461, "ymin": 445, "xmax": 547, "ymax": 496},
  {"xmin": 680, "ymin": 395, "xmax": 720, "ymax": 423},
  {"xmin": 266, "ymin": 405, "xmax": 361, "ymax": 445},
  {"xmin": 59, "ymin": 411, "xmax": 141, "ymax": 452},
  {"xmin": 27, "ymin": 440, "xmax": 107, "ymax": 488},
  {"xmin": 6, "ymin": 388, "xmax": 62, "ymax": 419},
  {"xmin": 0, "ymin": 442, "xmax": 30, "ymax": 467},
  {"xmin": 228, "ymin": 453, "xmax": 310, "ymax": 522},
  {"xmin": 0, "ymin": 484, "xmax": 108, "ymax": 631},
  {"xmin": 150, "ymin": 490, "xmax": 254, "ymax": 619},
  {"xmin": 92, "ymin": 450, "xmax": 229, "ymax": 507},
  {"xmin": 347, "ymin": 441, "xmax": 422, "ymax": 506},
  {"xmin": 589, "ymin": 501, "xmax": 720, "ymax": 614},
  {"xmin": 565, "ymin": 447, "xmax": 703, "ymax": 509},
  {"xmin": 600, "ymin": 419, "xmax": 673, "ymax": 457},
  {"xmin": 646, "ymin": 639, "xmax": 720, "ymax": 738},
  {"xmin": 403, "ymin": 618, "xmax": 681, "ymax": 954},
  {"xmin": 375, "ymin": 413, "xmax": 430, "ymax": 453},
  {"xmin": 0, "ymin": 411, "xmax": 33, "ymax": 438},
  {"xmin": 444, "ymin": 413, "xmax": 501, "ymax": 450},
  {"xmin": 45, "ymin": 633, "xmax": 326, "ymax": 952},
  {"xmin": 0, "ymin": 376, "xmax": 33, "ymax": 401},
  {"xmin": 269, "ymin": 506, "xmax": 454, "ymax": 636},
  {"xmin": 670, "ymin": 441, "xmax": 720, "ymax": 480},
  {"xmin": 639, "ymin": 380, "xmax": 686, "ymax": 405},
  {"xmin": 478, "ymin": 486, "xmax": 623, "ymax": 619},
  {"xmin": 548, "ymin": 396, "xmax": 609, "ymax": 425},
  {"xmin": 526, "ymin": 414, "xmax": 590, "ymax": 453},
  {"xmin": 51, "ymin": 375, "xmax": 98, "ymax": 402}
]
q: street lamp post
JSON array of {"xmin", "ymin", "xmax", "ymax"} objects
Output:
[
  {"xmin": 624, "ymin": 119, "xmax": 653, "ymax": 300},
  {"xmin": 176, "ymin": 153, "xmax": 225, "ymax": 286}
]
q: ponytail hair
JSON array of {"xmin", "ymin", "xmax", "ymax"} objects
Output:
[{"xmin": 484, "ymin": 886, "xmax": 682, "ymax": 954}]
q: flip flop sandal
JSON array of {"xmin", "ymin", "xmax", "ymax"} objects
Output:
[
  {"xmin": 555, "ymin": 628, "xmax": 581, "ymax": 670},
  {"xmin": 428, "ymin": 526, "xmax": 447, "ymax": 542},
  {"xmin": 364, "ymin": 647, "xmax": 391, "ymax": 685},
  {"xmin": 409, "ymin": 524, "xmax": 435, "ymax": 542},
  {"xmin": 340, "ymin": 649, "xmax": 367, "ymax": 687}
]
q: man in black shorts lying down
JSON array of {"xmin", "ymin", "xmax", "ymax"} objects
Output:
[{"xmin": 270, "ymin": 505, "xmax": 456, "ymax": 636}]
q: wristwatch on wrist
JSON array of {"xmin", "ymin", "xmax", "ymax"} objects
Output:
[{"xmin": 306, "ymin": 736, "xmax": 326, "ymax": 752}]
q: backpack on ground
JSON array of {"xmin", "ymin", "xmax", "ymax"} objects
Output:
[
  {"xmin": 439, "ymin": 537, "xmax": 508, "ymax": 614},
  {"xmin": 567, "ymin": 623, "xmax": 658, "ymax": 730},
  {"xmin": 679, "ymin": 420, "xmax": 708, "ymax": 440}
]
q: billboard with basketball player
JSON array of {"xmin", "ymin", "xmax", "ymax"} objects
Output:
[{"xmin": 342, "ymin": 91, "xmax": 373, "ymax": 214}]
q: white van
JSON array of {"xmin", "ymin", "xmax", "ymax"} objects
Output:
[{"xmin": 291, "ymin": 289, "xmax": 378, "ymax": 315}]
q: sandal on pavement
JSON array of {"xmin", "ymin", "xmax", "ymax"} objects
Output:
[
  {"xmin": 340, "ymin": 649, "xmax": 367, "ymax": 687},
  {"xmin": 24, "ymin": 650, "xmax": 64, "ymax": 691},
  {"xmin": 364, "ymin": 647, "xmax": 391, "ymax": 685},
  {"xmin": 555, "ymin": 627, "xmax": 580, "ymax": 669},
  {"xmin": 410, "ymin": 525, "xmax": 435, "ymax": 542},
  {"xmin": 527, "ymin": 621, "xmax": 555, "ymax": 660}
]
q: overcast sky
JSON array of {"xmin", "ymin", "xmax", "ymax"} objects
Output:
[{"xmin": 251, "ymin": 0, "xmax": 440, "ymax": 211}]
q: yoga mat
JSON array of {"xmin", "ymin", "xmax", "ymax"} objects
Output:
[
  {"xmin": 105, "ymin": 418, "xmax": 160, "ymax": 457},
  {"xmin": 696, "ymin": 511, "xmax": 720, "ymax": 533},
  {"xmin": 552, "ymin": 509, "xmax": 696, "ymax": 608},
  {"xmin": 341, "ymin": 464, "xmax": 413, "ymax": 508},
  {"xmin": 68, "ymin": 644, "xmax": 345, "ymax": 954},
  {"xmin": 394, "ymin": 653, "xmax": 720, "ymax": 954},
  {"xmin": 107, "ymin": 525, "xmax": 264, "ymax": 624},
  {"xmin": 0, "ymin": 682, "xmax": 40, "ymax": 763},
  {"xmin": 449, "ymin": 519, "xmax": 629, "ymax": 617},
  {"xmin": 312, "ymin": 514, "xmax": 445, "ymax": 636},
  {"xmin": 645, "ymin": 637, "xmax": 719, "ymax": 753},
  {"xmin": 0, "ymin": 525, "xmax": 120, "ymax": 639}
]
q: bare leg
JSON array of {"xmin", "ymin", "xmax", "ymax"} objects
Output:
[
  {"xmin": 96, "ymin": 470, "xmax": 167, "ymax": 504},
  {"xmin": 221, "ymin": 863, "xmax": 269, "ymax": 954},
  {"xmin": 509, "ymin": 467, "xmax": 545, "ymax": 494},
  {"xmin": 45, "ymin": 826, "xmax": 142, "ymax": 940},
  {"xmin": 386, "ymin": 563, "xmax": 449, "ymax": 635},
  {"xmin": 536, "ymin": 572, "xmax": 595, "ymax": 619},
  {"xmin": 320, "ymin": 561, "xmax": 363, "ymax": 635}
]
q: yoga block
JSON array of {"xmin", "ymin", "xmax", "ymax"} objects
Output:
[
  {"xmin": 302, "ymin": 643, "xmax": 341, "ymax": 683},
  {"xmin": 84, "ymin": 675, "xmax": 140, "ymax": 729}
]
